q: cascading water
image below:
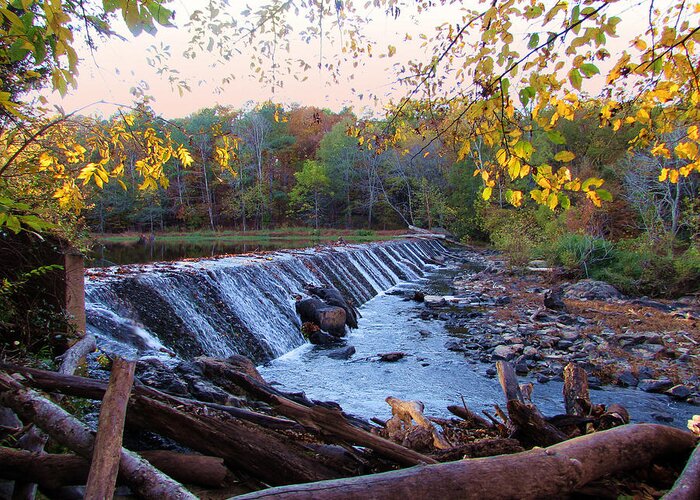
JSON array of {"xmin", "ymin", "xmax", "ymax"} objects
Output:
[{"xmin": 85, "ymin": 239, "xmax": 448, "ymax": 361}]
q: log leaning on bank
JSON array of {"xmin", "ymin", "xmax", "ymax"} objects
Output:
[{"xmin": 233, "ymin": 424, "xmax": 696, "ymax": 500}]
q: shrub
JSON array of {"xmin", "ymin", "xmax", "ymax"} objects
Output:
[{"xmin": 542, "ymin": 233, "xmax": 614, "ymax": 278}]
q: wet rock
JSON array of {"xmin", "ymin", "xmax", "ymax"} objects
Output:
[
  {"xmin": 327, "ymin": 346, "xmax": 356, "ymax": 360},
  {"xmin": 412, "ymin": 291, "xmax": 425, "ymax": 302},
  {"xmin": 616, "ymin": 370, "xmax": 639, "ymax": 388},
  {"xmin": 544, "ymin": 287, "xmax": 566, "ymax": 311},
  {"xmin": 136, "ymin": 359, "xmax": 189, "ymax": 396},
  {"xmin": 379, "ymin": 352, "xmax": 406, "ymax": 362},
  {"xmin": 445, "ymin": 339, "xmax": 466, "ymax": 352},
  {"xmin": 296, "ymin": 298, "xmax": 347, "ymax": 336},
  {"xmin": 485, "ymin": 367, "xmax": 497, "ymax": 378},
  {"xmin": 652, "ymin": 412, "xmax": 674, "ymax": 423},
  {"xmin": 492, "ymin": 344, "xmax": 522, "ymax": 361},
  {"xmin": 424, "ymin": 295, "xmax": 447, "ymax": 307},
  {"xmin": 523, "ymin": 346, "xmax": 539, "ymax": 359},
  {"xmin": 637, "ymin": 366, "xmax": 655, "ymax": 379},
  {"xmin": 563, "ymin": 279, "xmax": 625, "ymax": 301},
  {"xmin": 514, "ymin": 361, "xmax": 529, "ymax": 376},
  {"xmin": 537, "ymin": 374, "xmax": 551, "ymax": 384},
  {"xmin": 557, "ymin": 340, "xmax": 574, "ymax": 350},
  {"xmin": 495, "ymin": 296, "xmax": 512, "ymax": 306},
  {"xmin": 308, "ymin": 329, "xmax": 340, "ymax": 345},
  {"xmin": 639, "ymin": 377, "xmax": 674, "ymax": 393},
  {"xmin": 419, "ymin": 329, "xmax": 431, "ymax": 337},
  {"xmin": 306, "ymin": 285, "xmax": 359, "ymax": 329},
  {"xmin": 665, "ymin": 384, "xmax": 692, "ymax": 400}
]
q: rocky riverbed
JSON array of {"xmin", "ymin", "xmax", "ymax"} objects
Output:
[{"xmin": 420, "ymin": 247, "xmax": 700, "ymax": 418}]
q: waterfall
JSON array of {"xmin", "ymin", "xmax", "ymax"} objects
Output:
[{"xmin": 85, "ymin": 239, "xmax": 447, "ymax": 361}]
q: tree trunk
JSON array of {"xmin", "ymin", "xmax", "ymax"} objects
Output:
[
  {"xmin": 85, "ymin": 357, "xmax": 135, "ymax": 499},
  {"xmin": 563, "ymin": 363, "xmax": 590, "ymax": 417},
  {"xmin": 233, "ymin": 424, "xmax": 696, "ymax": 500}
]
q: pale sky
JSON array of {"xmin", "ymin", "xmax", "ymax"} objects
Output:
[{"xmin": 41, "ymin": 0, "xmax": 688, "ymax": 120}]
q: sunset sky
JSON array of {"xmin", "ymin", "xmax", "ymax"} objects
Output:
[{"xmin": 41, "ymin": 0, "xmax": 681, "ymax": 120}]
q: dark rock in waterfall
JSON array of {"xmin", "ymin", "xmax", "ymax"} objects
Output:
[
  {"xmin": 296, "ymin": 297, "xmax": 347, "ymax": 336},
  {"xmin": 305, "ymin": 284, "xmax": 360, "ymax": 329},
  {"xmin": 308, "ymin": 329, "xmax": 340, "ymax": 345},
  {"xmin": 544, "ymin": 287, "xmax": 567, "ymax": 311},
  {"xmin": 326, "ymin": 345, "xmax": 356, "ymax": 360},
  {"xmin": 412, "ymin": 291, "xmax": 425, "ymax": 302},
  {"xmin": 135, "ymin": 358, "xmax": 189, "ymax": 395}
]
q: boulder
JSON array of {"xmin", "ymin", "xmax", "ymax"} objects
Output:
[
  {"xmin": 296, "ymin": 297, "xmax": 347, "ymax": 336},
  {"xmin": 563, "ymin": 279, "xmax": 625, "ymax": 301},
  {"xmin": 305, "ymin": 285, "xmax": 360, "ymax": 329},
  {"xmin": 616, "ymin": 370, "xmax": 639, "ymax": 388},
  {"xmin": 136, "ymin": 358, "xmax": 189, "ymax": 395},
  {"xmin": 445, "ymin": 339, "xmax": 466, "ymax": 352}
]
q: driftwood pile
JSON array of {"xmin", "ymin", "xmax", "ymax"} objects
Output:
[{"xmin": 0, "ymin": 340, "xmax": 698, "ymax": 499}]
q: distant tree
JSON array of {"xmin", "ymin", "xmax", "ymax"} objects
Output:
[{"xmin": 289, "ymin": 160, "xmax": 331, "ymax": 229}]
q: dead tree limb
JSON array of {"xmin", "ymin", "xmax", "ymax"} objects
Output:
[
  {"xmin": 233, "ymin": 424, "xmax": 695, "ymax": 500},
  {"xmin": 0, "ymin": 372, "xmax": 196, "ymax": 499},
  {"xmin": 85, "ymin": 357, "xmax": 135, "ymax": 499},
  {"xmin": 665, "ymin": 442, "xmax": 700, "ymax": 500},
  {"xmin": 0, "ymin": 447, "xmax": 229, "ymax": 490},
  {"xmin": 496, "ymin": 361, "xmax": 523, "ymax": 403},
  {"xmin": 447, "ymin": 405, "xmax": 492, "ymax": 429},
  {"xmin": 57, "ymin": 334, "xmax": 96, "ymax": 375},
  {"xmin": 385, "ymin": 397, "xmax": 451, "ymax": 450}
]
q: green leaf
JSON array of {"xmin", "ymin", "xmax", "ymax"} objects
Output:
[
  {"xmin": 580, "ymin": 63, "xmax": 600, "ymax": 77},
  {"xmin": 527, "ymin": 33, "xmax": 539, "ymax": 49},
  {"xmin": 18, "ymin": 215, "xmax": 55, "ymax": 232},
  {"xmin": 559, "ymin": 194, "xmax": 571, "ymax": 210},
  {"xmin": 554, "ymin": 150, "xmax": 576, "ymax": 162},
  {"xmin": 5, "ymin": 214, "xmax": 21, "ymax": 233},
  {"xmin": 501, "ymin": 77, "xmax": 510, "ymax": 96},
  {"xmin": 546, "ymin": 130, "xmax": 566, "ymax": 145},
  {"xmin": 568, "ymin": 68, "xmax": 582, "ymax": 90},
  {"xmin": 596, "ymin": 189, "xmax": 613, "ymax": 202},
  {"xmin": 146, "ymin": 1, "xmax": 174, "ymax": 27},
  {"xmin": 519, "ymin": 86, "xmax": 535, "ymax": 107}
]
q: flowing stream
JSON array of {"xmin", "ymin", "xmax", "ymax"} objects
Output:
[{"xmin": 85, "ymin": 239, "xmax": 696, "ymax": 428}]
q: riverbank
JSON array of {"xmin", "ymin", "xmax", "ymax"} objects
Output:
[{"xmin": 426, "ymin": 249, "xmax": 700, "ymax": 415}]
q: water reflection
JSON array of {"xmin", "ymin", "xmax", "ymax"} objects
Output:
[{"xmin": 88, "ymin": 238, "xmax": 324, "ymax": 267}]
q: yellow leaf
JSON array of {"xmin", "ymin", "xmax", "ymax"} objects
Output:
[
  {"xmin": 496, "ymin": 148, "xmax": 508, "ymax": 166},
  {"xmin": 688, "ymin": 125, "xmax": 699, "ymax": 141},
  {"xmin": 658, "ymin": 168, "xmax": 669, "ymax": 182},
  {"xmin": 547, "ymin": 192, "xmax": 559, "ymax": 210},
  {"xmin": 669, "ymin": 169, "xmax": 679, "ymax": 183},
  {"xmin": 124, "ymin": 114, "xmax": 135, "ymax": 126},
  {"xmin": 675, "ymin": 142, "xmax": 698, "ymax": 160},
  {"xmin": 650, "ymin": 143, "xmax": 671, "ymax": 159},
  {"xmin": 482, "ymin": 187, "xmax": 493, "ymax": 201},
  {"xmin": 586, "ymin": 191, "xmax": 602, "ymax": 207},
  {"xmin": 554, "ymin": 151, "xmax": 576, "ymax": 162}
]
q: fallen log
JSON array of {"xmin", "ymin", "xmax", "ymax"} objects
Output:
[
  {"xmin": 57, "ymin": 334, "xmax": 96, "ymax": 375},
  {"xmin": 199, "ymin": 358, "xmax": 437, "ymax": 466},
  {"xmin": 233, "ymin": 424, "xmax": 696, "ymax": 500},
  {"xmin": 0, "ymin": 372, "xmax": 196, "ymax": 499},
  {"xmin": 665, "ymin": 442, "xmax": 700, "ymax": 500},
  {"xmin": 0, "ymin": 447, "xmax": 230, "ymax": 490},
  {"xmin": 85, "ymin": 357, "xmax": 135, "ymax": 499}
]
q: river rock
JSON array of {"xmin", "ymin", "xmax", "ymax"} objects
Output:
[
  {"xmin": 326, "ymin": 346, "xmax": 356, "ymax": 360},
  {"xmin": 652, "ymin": 412, "xmax": 674, "ymax": 423},
  {"xmin": 445, "ymin": 339, "xmax": 466, "ymax": 352},
  {"xmin": 638, "ymin": 377, "xmax": 674, "ymax": 393},
  {"xmin": 423, "ymin": 295, "xmax": 447, "ymax": 306},
  {"xmin": 492, "ymin": 344, "xmax": 522, "ymax": 361},
  {"xmin": 296, "ymin": 297, "xmax": 347, "ymax": 336},
  {"xmin": 666, "ymin": 384, "xmax": 692, "ymax": 400},
  {"xmin": 616, "ymin": 370, "xmax": 639, "ymax": 387},
  {"xmin": 305, "ymin": 285, "xmax": 360, "ymax": 329},
  {"xmin": 563, "ymin": 279, "xmax": 625, "ymax": 301},
  {"xmin": 308, "ymin": 329, "xmax": 339, "ymax": 345},
  {"xmin": 629, "ymin": 343, "xmax": 666, "ymax": 360},
  {"xmin": 187, "ymin": 378, "xmax": 233, "ymax": 404},
  {"xmin": 523, "ymin": 346, "xmax": 539, "ymax": 359}
]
